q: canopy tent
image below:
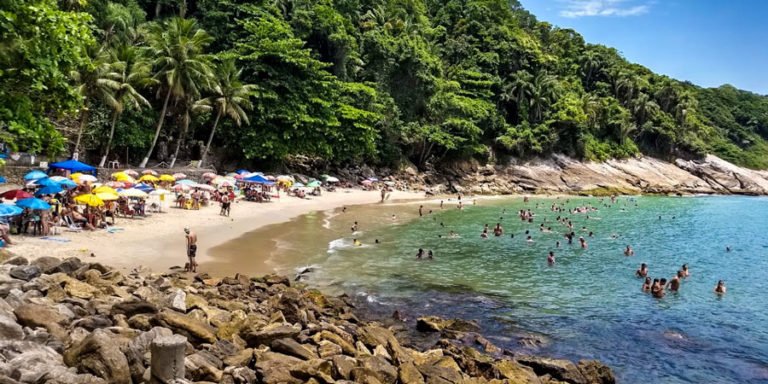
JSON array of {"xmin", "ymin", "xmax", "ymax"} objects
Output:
[
  {"xmin": 236, "ymin": 169, "xmax": 251, "ymax": 175},
  {"xmin": 49, "ymin": 159, "xmax": 96, "ymax": 174},
  {"xmin": 244, "ymin": 174, "xmax": 270, "ymax": 183}
]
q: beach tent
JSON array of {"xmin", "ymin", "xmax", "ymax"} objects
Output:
[
  {"xmin": 244, "ymin": 174, "xmax": 270, "ymax": 183},
  {"xmin": 48, "ymin": 159, "xmax": 96, "ymax": 174},
  {"xmin": 236, "ymin": 169, "xmax": 250, "ymax": 175}
]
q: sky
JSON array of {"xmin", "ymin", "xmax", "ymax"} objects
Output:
[{"xmin": 518, "ymin": 0, "xmax": 768, "ymax": 95}]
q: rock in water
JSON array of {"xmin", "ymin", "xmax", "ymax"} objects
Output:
[
  {"xmin": 516, "ymin": 355, "xmax": 588, "ymax": 384},
  {"xmin": 63, "ymin": 329, "xmax": 131, "ymax": 384}
]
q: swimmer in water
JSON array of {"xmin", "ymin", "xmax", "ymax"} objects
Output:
[
  {"xmin": 624, "ymin": 245, "xmax": 634, "ymax": 256},
  {"xmin": 641, "ymin": 277, "xmax": 652, "ymax": 292},
  {"xmin": 636, "ymin": 263, "xmax": 648, "ymax": 278},
  {"xmin": 494, "ymin": 223, "xmax": 504, "ymax": 237},
  {"xmin": 547, "ymin": 251, "xmax": 555, "ymax": 265},
  {"xmin": 714, "ymin": 280, "xmax": 726, "ymax": 294},
  {"xmin": 353, "ymin": 238, "xmax": 362, "ymax": 246},
  {"xmin": 481, "ymin": 229, "xmax": 489, "ymax": 239},
  {"xmin": 681, "ymin": 264, "xmax": 690, "ymax": 278},
  {"xmin": 428, "ymin": 250, "xmax": 434, "ymax": 260},
  {"xmin": 375, "ymin": 239, "xmax": 380, "ymax": 244},
  {"xmin": 667, "ymin": 272, "xmax": 682, "ymax": 292},
  {"xmin": 419, "ymin": 205, "xmax": 423, "ymax": 217},
  {"xmin": 527, "ymin": 235, "xmax": 534, "ymax": 243},
  {"xmin": 726, "ymin": 246, "xmax": 731, "ymax": 252},
  {"xmin": 653, "ymin": 279, "xmax": 666, "ymax": 298},
  {"xmin": 416, "ymin": 248, "xmax": 424, "ymax": 259},
  {"xmin": 440, "ymin": 200, "xmax": 444, "ymax": 209},
  {"xmin": 556, "ymin": 240, "xmax": 561, "ymax": 248},
  {"xmin": 351, "ymin": 221, "xmax": 358, "ymax": 232},
  {"xmin": 579, "ymin": 237, "xmax": 588, "ymax": 249},
  {"xmin": 391, "ymin": 214, "xmax": 397, "ymax": 221}
]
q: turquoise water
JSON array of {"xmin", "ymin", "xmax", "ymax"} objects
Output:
[{"xmin": 295, "ymin": 196, "xmax": 768, "ymax": 383}]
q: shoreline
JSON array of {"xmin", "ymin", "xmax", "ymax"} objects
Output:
[{"xmin": 5, "ymin": 189, "xmax": 426, "ymax": 275}]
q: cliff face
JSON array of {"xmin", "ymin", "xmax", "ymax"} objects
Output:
[{"xmin": 429, "ymin": 154, "xmax": 768, "ymax": 196}]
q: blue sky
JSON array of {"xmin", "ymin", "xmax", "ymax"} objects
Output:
[{"xmin": 518, "ymin": 0, "xmax": 768, "ymax": 95}]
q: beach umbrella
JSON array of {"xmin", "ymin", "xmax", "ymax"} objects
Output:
[
  {"xmin": 135, "ymin": 183, "xmax": 154, "ymax": 193},
  {"xmin": 367, "ymin": 177, "xmax": 379, "ymax": 182},
  {"xmin": 218, "ymin": 180, "xmax": 233, "ymax": 188},
  {"xmin": 172, "ymin": 184, "xmax": 190, "ymax": 192},
  {"xmin": 236, "ymin": 169, "xmax": 250, "ymax": 175},
  {"xmin": 384, "ymin": 181, "xmax": 396, "ymax": 187},
  {"xmin": 159, "ymin": 174, "xmax": 176, "ymax": 182},
  {"xmin": 139, "ymin": 174, "xmax": 159, "ymax": 182},
  {"xmin": 118, "ymin": 188, "xmax": 148, "ymax": 199},
  {"xmin": 172, "ymin": 173, "xmax": 187, "ymax": 180},
  {"xmin": 123, "ymin": 169, "xmax": 139, "ymax": 177},
  {"xmin": 293, "ymin": 182, "xmax": 305, "ymax": 188},
  {"xmin": 74, "ymin": 194, "xmax": 104, "ymax": 207},
  {"xmin": 1, "ymin": 190, "xmax": 33, "ymax": 200},
  {"xmin": 307, "ymin": 180, "xmax": 321, "ymax": 188},
  {"xmin": 233, "ymin": 174, "xmax": 245, "ymax": 180},
  {"xmin": 48, "ymin": 176, "xmax": 67, "ymax": 182},
  {"xmin": 69, "ymin": 172, "xmax": 83, "ymax": 180},
  {"xmin": 360, "ymin": 180, "xmax": 372, "ymax": 185},
  {"xmin": 176, "ymin": 179, "xmax": 197, "ymax": 186},
  {"xmin": 0, "ymin": 176, "xmax": 6, "ymax": 184},
  {"xmin": 150, "ymin": 188, "xmax": 171, "ymax": 196},
  {"xmin": 324, "ymin": 176, "xmax": 340, "ymax": 183},
  {"xmin": 57, "ymin": 179, "xmax": 78, "ymax": 189},
  {"xmin": 16, "ymin": 198, "xmax": 51, "ymax": 210},
  {"xmin": 142, "ymin": 170, "xmax": 158, "ymax": 176},
  {"xmin": 277, "ymin": 175, "xmax": 294, "ymax": 182},
  {"xmin": 35, "ymin": 177, "xmax": 59, "ymax": 187},
  {"xmin": 35, "ymin": 185, "xmax": 63, "ymax": 196},
  {"xmin": 112, "ymin": 171, "xmax": 135, "ymax": 182},
  {"xmin": 93, "ymin": 185, "xmax": 118, "ymax": 195},
  {"xmin": 96, "ymin": 192, "xmax": 119, "ymax": 201},
  {"xmin": 193, "ymin": 184, "xmax": 215, "ymax": 191},
  {"xmin": 0, "ymin": 204, "xmax": 23, "ymax": 217},
  {"xmin": 106, "ymin": 181, "xmax": 126, "ymax": 188},
  {"xmin": 72, "ymin": 174, "xmax": 97, "ymax": 183},
  {"xmin": 23, "ymin": 170, "xmax": 47, "ymax": 181},
  {"xmin": 201, "ymin": 172, "xmax": 218, "ymax": 180}
]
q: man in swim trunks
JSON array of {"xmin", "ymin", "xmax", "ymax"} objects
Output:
[
  {"xmin": 652, "ymin": 278, "xmax": 665, "ymax": 298},
  {"xmin": 636, "ymin": 263, "xmax": 648, "ymax": 277},
  {"xmin": 714, "ymin": 280, "xmax": 726, "ymax": 294},
  {"xmin": 667, "ymin": 272, "xmax": 682, "ymax": 292},
  {"xmin": 220, "ymin": 194, "xmax": 230, "ymax": 216},
  {"xmin": 624, "ymin": 245, "xmax": 634, "ymax": 256},
  {"xmin": 185, "ymin": 227, "xmax": 197, "ymax": 273},
  {"xmin": 494, "ymin": 223, "xmax": 504, "ymax": 237}
]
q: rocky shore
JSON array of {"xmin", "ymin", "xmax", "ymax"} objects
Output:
[
  {"xmin": 381, "ymin": 154, "xmax": 768, "ymax": 196},
  {"xmin": 0, "ymin": 255, "xmax": 615, "ymax": 384}
]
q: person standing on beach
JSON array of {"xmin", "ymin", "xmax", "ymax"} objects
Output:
[
  {"xmin": 419, "ymin": 205, "xmax": 423, "ymax": 217},
  {"xmin": 185, "ymin": 227, "xmax": 198, "ymax": 273},
  {"xmin": 381, "ymin": 187, "xmax": 386, "ymax": 202}
]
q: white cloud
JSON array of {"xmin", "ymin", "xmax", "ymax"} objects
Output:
[{"xmin": 559, "ymin": 0, "xmax": 651, "ymax": 18}]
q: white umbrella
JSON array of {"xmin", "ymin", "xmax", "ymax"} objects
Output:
[
  {"xmin": 118, "ymin": 188, "xmax": 149, "ymax": 198},
  {"xmin": 325, "ymin": 176, "xmax": 340, "ymax": 183}
]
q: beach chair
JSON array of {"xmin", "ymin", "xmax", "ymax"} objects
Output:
[{"xmin": 62, "ymin": 216, "xmax": 83, "ymax": 232}]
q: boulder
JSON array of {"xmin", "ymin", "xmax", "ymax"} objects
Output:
[
  {"xmin": 166, "ymin": 289, "xmax": 187, "ymax": 312},
  {"xmin": 157, "ymin": 309, "xmax": 217, "ymax": 344},
  {"xmin": 577, "ymin": 360, "xmax": 615, "ymax": 384},
  {"xmin": 416, "ymin": 316, "xmax": 480, "ymax": 333},
  {"xmin": 399, "ymin": 362, "xmax": 425, "ymax": 384},
  {"xmin": 331, "ymin": 355, "xmax": 357, "ymax": 380},
  {"xmin": 111, "ymin": 300, "xmax": 158, "ymax": 317},
  {"xmin": 14, "ymin": 303, "xmax": 68, "ymax": 341},
  {"xmin": 72, "ymin": 315, "xmax": 113, "ymax": 331},
  {"xmin": 0, "ymin": 340, "xmax": 66, "ymax": 383},
  {"xmin": 50, "ymin": 257, "xmax": 84, "ymax": 274},
  {"xmin": 253, "ymin": 351, "xmax": 303, "ymax": 384},
  {"xmin": 3, "ymin": 256, "xmax": 28, "ymax": 266},
  {"xmin": 493, "ymin": 360, "xmax": 541, "ymax": 384},
  {"xmin": 9, "ymin": 265, "xmax": 41, "ymax": 281},
  {"xmin": 63, "ymin": 329, "xmax": 131, "ymax": 384},
  {"xmin": 222, "ymin": 348, "xmax": 253, "ymax": 367},
  {"xmin": 263, "ymin": 274, "xmax": 290, "ymax": 286},
  {"xmin": 318, "ymin": 340, "xmax": 343, "ymax": 358},
  {"xmin": 127, "ymin": 314, "xmax": 154, "ymax": 330},
  {"xmin": 31, "ymin": 256, "xmax": 62, "ymax": 274},
  {"xmin": 271, "ymin": 338, "xmax": 318, "ymax": 360},
  {"xmin": 417, "ymin": 364, "xmax": 464, "ymax": 384},
  {"xmin": 288, "ymin": 359, "xmax": 335, "ymax": 383},
  {"xmin": 350, "ymin": 368, "xmax": 385, "ymax": 384},
  {"xmin": 185, "ymin": 351, "xmax": 224, "ymax": 382},
  {"xmin": 313, "ymin": 330, "xmax": 355, "ymax": 355},
  {"xmin": 0, "ymin": 314, "xmax": 23, "ymax": 340},
  {"xmin": 516, "ymin": 356, "xmax": 587, "ymax": 384},
  {"xmin": 241, "ymin": 322, "xmax": 301, "ymax": 348},
  {"xmin": 359, "ymin": 355, "xmax": 398, "ymax": 384}
]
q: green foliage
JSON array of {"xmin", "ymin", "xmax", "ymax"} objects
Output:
[{"xmin": 3, "ymin": 0, "xmax": 768, "ymax": 171}]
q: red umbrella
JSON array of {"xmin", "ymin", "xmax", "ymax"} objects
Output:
[{"xmin": 1, "ymin": 190, "xmax": 33, "ymax": 200}]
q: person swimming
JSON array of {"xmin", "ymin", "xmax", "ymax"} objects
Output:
[
  {"xmin": 641, "ymin": 277, "xmax": 652, "ymax": 292},
  {"xmin": 526, "ymin": 235, "xmax": 534, "ymax": 243},
  {"xmin": 493, "ymin": 223, "xmax": 504, "ymax": 237},
  {"xmin": 481, "ymin": 229, "xmax": 489, "ymax": 239},
  {"xmin": 579, "ymin": 237, "xmax": 588, "ymax": 249},
  {"xmin": 652, "ymin": 278, "xmax": 666, "ymax": 298},
  {"xmin": 416, "ymin": 248, "xmax": 424, "ymax": 259},
  {"xmin": 428, "ymin": 250, "xmax": 434, "ymax": 260},
  {"xmin": 636, "ymin": 263, "xmax": 648, "ymax": 278},
  {"xmin": 624, "ymin": 245, "xmax": 634, "ymax": 256},
  {"xmin": 667, "ymin": 272, "xmax": 682, "ymax": 292},
  {"xmin": 681, "ymin": 264, "xmax": 690, "ymax": 278},
  {"xmin": 556, "ymin": 240, "xmax": 561, "ymax": 248},
  {"xmin": 351, "ymin": 221, "xmax": 359, "ymax": 232},
  {"xmin": 547, "ymin": 251, "xmax": 555, "ymax": 265},
  {"xmin": 714, "ymin": 280, "xmax": 726, "ymax": 294},
  {"xmin": 353, "ymin": 238, "xmax": 362, "ymax": 246}
]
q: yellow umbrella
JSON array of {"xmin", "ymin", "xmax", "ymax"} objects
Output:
[
  {"xmin": 112, "ymin": 171, "xmax": 135, "ymax": 182},
  {"xmin": 139, "ymin": 174, "xmax": 159, "ymax": 182},
  {"xmin": 93, "ymin": 185, "xmax": 118, "ymax": 195},
  {"xmin": 74, "ymin": 194, "xmax": 104, "ymax": 207},
  {"xmin": 159, "ymin": 174, "xmax": 176, "ymax": 182},
  {"xmin": 96, "ymin": 192, "xmax": 119, "ymax": 201},
  {"xmin": 70, "ymin": 172, "xmax": 83, "ymax": 180}
]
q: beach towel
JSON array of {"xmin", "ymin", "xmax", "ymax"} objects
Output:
[
  {"xmin": 107, "ymin": 227, "xmax": 124, "ymax": 233},
  {"xmin": 40, "ymin": 236, "xmax": 71, "ymax": 243}
]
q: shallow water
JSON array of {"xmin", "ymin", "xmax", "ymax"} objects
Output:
[{"xmin": 246, "ymin": 195, "xmax": 768, "ymax": 383}]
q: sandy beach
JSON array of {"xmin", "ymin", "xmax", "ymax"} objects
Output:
[{"xmin": 5, "ymin": 188, "xmax": 425, "ymax": 274}]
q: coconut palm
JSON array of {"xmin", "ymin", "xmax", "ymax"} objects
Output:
[
  {"xmin": 528, "ymin": 71, "xmax": 559, "ymax": 123},
  {"xmin": 99, "ymin": 44, "xmax": 153, "ymax": 167},
  {"xmin": 197, "ymin": 59, "xmax": 256, "ymax": 168},
  {"xmin": 71, "ymin": 45, "xmax": 121, "ymax": 156},
  {"xmin": 139, "ymin": 17, "xmax": 214, "ymax": 168}
]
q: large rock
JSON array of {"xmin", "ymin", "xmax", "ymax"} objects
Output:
[
  {"xmin": 416, "ymin": 316, "xmax": 480, "ymax": 333},
  {"xmin": 577, "ymin": 360, "xmax": 616, "ymax": 384},
  {"xmin": 50, "ymin": 257, "xmax": 84, "ymax": 274},
  {"xmin": 240, "ymin": 322, "xmax": 301, "ymax": 348},
  {"xmin": 0, "ymin": 314, "xmax": 23, "ymax": 340},
  {"xmin": 516, "ymin": 356, "xmax": 587, "ymax": 384},
  {"xmin": 288, "ymin": 359, "xmax": 335, "ymax": 383},
  {"xmin": 313, "ymin": 330, "xmax": 355, "ymax": 355},
  {"xmin": 9, "ymin": 265, "xmax": 41, "ymax": 281},
  {"xmin": 0, "ymin": 340, "xmax": 66, "ymax": 383},
  {"xmin": 185, "ymin": 351, "xmax": 224, "ymax": 382},
  {"xmin": 331, "ymin": 355, "xmax": 357, "ymax": 380},
  {"xmin": 417, "ymin": 364, "xmax": 464, "ymax": 384},
  {"xmin": 3, "ymin": 256, "xmax": 28, "ymax": 266},
  {"xmin": 253, "ymin": 351, "xmax": 303, "ymax": 384},
  {"xmin": 111, "ymin": 300, "xmax": 158, "ymax": 317},
  {"xmin": 14, "ymin": 303, "xmax": 68, "ymax": 341},
  {"xmin": 359, "ymin": 355, "xmax": 398, "ymax": 384},
  {"xmin": 63, "ymin": 329, "xmax": 131, "ymax": 384},
  {"xmin": 157, "ymin": 309, "xmax": 217, "ymax": 344},
  {"xmin": 318, "ymin": 340, "xmax": 343, "ymax": 358},
  {"xmin": 166, "ymin": 289, "xmax": 187, "ymax": 312},
  {"xmin": 399, "ymin": 362, "xmax": 425, "ymax": 384},
  {"xmin": 31, "ymin": 256, "xmax": 62, "ymax": 274},
  {"xmin": 493, "ymin": 360, "xmax": 541, "ymax": 383},
  {"xmin": 271, "ymin": 338, "xmax": 318, "ymax": 360}
]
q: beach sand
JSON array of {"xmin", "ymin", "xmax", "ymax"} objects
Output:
[{"xmin": 6, "ymin": 189, "xmax": 425, "ymax": 274}]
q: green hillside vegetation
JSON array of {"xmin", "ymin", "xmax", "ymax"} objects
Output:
[{"xmin": 3, "ymin": 0, "xmax": 768, "ymax": 169}]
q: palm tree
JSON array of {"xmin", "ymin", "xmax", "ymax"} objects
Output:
[
  {"xmin": 501, "ymin": 70, "xmax": 533, "ymax": 122},
  {"xmin": 631, "ymin": 93, "xmax": 660, "ymax": 126},
  {"xmin": 99, "ymin": 44, "xmax": 153, "ymax": 167},
  {"xmin": 71, "ymin": 45, "xmax": 121, "ymax": 157},
  {"xmin": 139, "ymin": 17, "xmax": 214, "ymax": 168},
  {"xmin": 528, "ymin": 71, "xmax": 559, "ymax": 122},
  {"xmin": 580, "ymin": 50, "xmax": 602, "ymax": 87},
  {"xmin": 197, "ymin": 60, "xmax": 256, "ymax": 168}
]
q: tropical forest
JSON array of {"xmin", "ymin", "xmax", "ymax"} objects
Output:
[{"xmin": 3, "ymin": 0, "xmax": 768, "ymax": 170}]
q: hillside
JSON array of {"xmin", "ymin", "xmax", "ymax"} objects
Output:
[{"xmin": 2, "ymin": 0, "xmax": 768, "ymax": 169}]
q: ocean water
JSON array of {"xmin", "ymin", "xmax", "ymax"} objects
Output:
[{"xmin": 270, "ymin": 196, "xmax": 768, "ymax": 383}]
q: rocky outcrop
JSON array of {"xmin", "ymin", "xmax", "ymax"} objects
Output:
[{"xmin": 0, "ymin": 257, "xmax": 615, "ymax": 384}]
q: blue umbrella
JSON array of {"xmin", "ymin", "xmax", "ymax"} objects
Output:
[
  {"xmin": 0, "ymin": 176, "xmax": 6, "ymax": 184},
  {"xmin": 0, "ymin": 204, "xmax": 23, "ymax": 217},
  {"xmin": 34, "ymin": 177, "xmax": 58, "ymax": 187},
  {"xmin": 35, "ymin": 185, "xmax": 63, "ymax": 196},
  {"xmin": 236, "ymin": 169, "xmax": 250, "ymax": 175},
  {"xmin": 135, "ymin": 183, "xmax": 154, "ymax": 193},
  {"xmin": 16, "ymin": 198, "xmax": 51, "ymax": 210},
  {"xmin": 57, "ymin": 179, "xmax": 78, "ymax": 189},
  {"xmin": 23, "ymin": 170, "xmax": 47, "ymax": 181}
]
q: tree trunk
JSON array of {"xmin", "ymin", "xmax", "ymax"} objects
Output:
[
  {"xmin": 198, "ymin": 108, "xmax": 222, "ymax": 168},
  {"xmin": 99, "ymin": 110, "xmax": 119, "ymax": 167},
  {"xmin": 139, "ymin": 88, "xmax": 172, "ymax": 168},
  {"xmin": 73, "ymin": 107, "xmax": 90, "ymax": 157},
  {"xmin": 169, "ymin": 108, "xmax": 191, "ymax": 169}
]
